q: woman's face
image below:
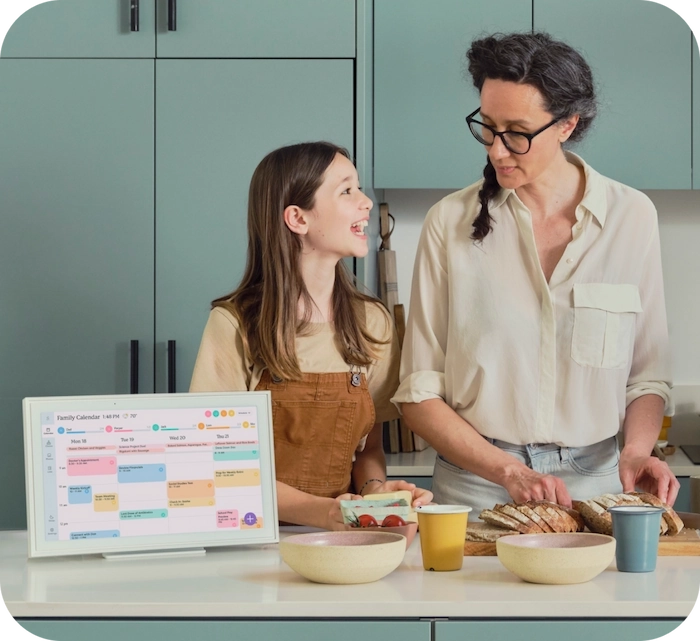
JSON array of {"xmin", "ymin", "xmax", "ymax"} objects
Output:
[
  {"xmin": 478, "ymin": 79, "xmax": 576, "ymax": 190},
  {"xmin": 301, "ymin": 153, "xmax": 373, "ymax": 261}
]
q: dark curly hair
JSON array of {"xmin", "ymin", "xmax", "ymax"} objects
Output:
[{"xmin": 467, "ymin": 32, "xmax": 598, "ymax": 241}]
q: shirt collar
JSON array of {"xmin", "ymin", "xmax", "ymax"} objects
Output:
[{"xmin": 488, "ymin": 151, "xmax": 608, "ymax": 227}]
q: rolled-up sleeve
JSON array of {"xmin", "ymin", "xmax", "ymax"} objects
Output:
[
  {"xmin": 392, "ymin": 202, "xmax": 449, "ymax": 409},
  {"xmin": 625, "ymin": 213, "xmax": 673, "ymax": 414}
]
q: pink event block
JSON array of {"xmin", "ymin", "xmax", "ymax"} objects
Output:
[
  {"xmin": 67, "ymin": 457, "xmax": 117, "ymax": 476},
  {"xmin": 217, "ymin": 510, "xmax": 239, "ymax": 528}
]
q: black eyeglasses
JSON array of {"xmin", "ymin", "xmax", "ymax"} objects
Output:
[{"xmin": 465, "ymin": 108, "xmax": 561, "ymax": 155}]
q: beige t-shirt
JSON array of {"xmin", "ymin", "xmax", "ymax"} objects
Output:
[
  {"xmin": 393, "ymin": 152, "xmax": 672, "ymax": 447},
  {"xmin": 190, "ymin": 301, "xmax": 401, "ymax": 424}
]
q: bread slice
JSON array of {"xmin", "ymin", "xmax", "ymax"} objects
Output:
[
  {"xmin": 496, "ymin": 504, "xmax": 545, "ymax": 533},
  {"xmin": 572, "ymin": 499, "xmax": 613, "ymax": 535},
  {"xmin": 562, "ymin": 507, "xmax": 585, "ymax": 532},
  {"xmin": 465, "ymin": 524, "xmax": 520, "ymax": 542},
  {"xmin": 516, "ymin": 503, "xmax": 555, "ymax": 533},
  {"xmin": 539, "ymin": 502, "xmax": 575, "ymax": 533},
  {"xmin": 479, "ymin": 509, "xmax": 531, "ymax": 533},
  {"xmin": 549, "ymin": 504, "xmax": 580, "ymax": 533},
  {"xmin": 628, "ymin": 491, "xmax": 684, "ymax": 535},
  {"xmin": 530, "ymin": 502, "xmax": 562, "ymax": 532}
]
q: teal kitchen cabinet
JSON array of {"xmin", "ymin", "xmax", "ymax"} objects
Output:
[
  {"xmin": 155, "ymin": 59, "xmax": 353, "ymax": 392},
  {"xmin": 373, "ymin": 0, "xmax": 532, "ymax": 189},
  {"xmin": 535, "ymin": 0, "xmax": 691, "ymax": 189},
  {"xmin": 434, "ymin": 620, "xmax": 684, "ymax": 641},
  {"xmin": 0, "ymin": 60, "xmax": 156, "ymax": 529},
  {"xmin": 155, "ymin": 0, "xmax": 355, "ymax": 58},
  {"xmin": 694, "ymin": 36, "xmax": 699, "ymax": 189},
  {"xmin": 1, "ymin": 0, "xmax": 156, "ymax": 58}
]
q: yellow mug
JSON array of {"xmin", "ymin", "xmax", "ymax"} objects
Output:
[{"xmin": 415, "ymin": 505, "xmax": 472, "ymax": 571}]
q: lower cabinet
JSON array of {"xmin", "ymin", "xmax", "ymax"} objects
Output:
[
  {"xmin": 17, "ymin": 618, "xmax": 686, "ymax": 641},
  {"xmin": 18, "ymin": 620, "xmax": 431, "ymax": 641},
  {"xmin": 435, "ymin": 620, "xmax": 685, "ymax": 641}
]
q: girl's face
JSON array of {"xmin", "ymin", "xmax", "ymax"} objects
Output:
[
  {"xmin": 478, "ymin": 79, "xmax": 577, "ymax": 190},
  {"xmin": 301, "ymin": 153, "xmax": 373, "ymax": 260}
]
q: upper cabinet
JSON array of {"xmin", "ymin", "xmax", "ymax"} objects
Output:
[
  {"xmin": 373, "ymin": 0, "xmax": 532, "ymax": 189},
  {"xmin": 535, "ymin": 0, "xmax": 691, "ymax": 190},
  {"xmin": 373, "ymin": 0, "xmax": 694, "ymax": 191},
  {"xmin": 694, "ymin": 36, "xmax": 699, "ymax": 190},
  {"xmin": 2, "ymin": 1, "xmax": 355, "ymax": 59},
  {"xmin": 1, "ymin": 0, "xmax": 156, "ymax": 58},
  {"xmin": 156, "ymin": 0, "xmax": 356, "ymax": 58}
]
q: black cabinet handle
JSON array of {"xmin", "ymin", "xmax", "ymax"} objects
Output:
[
  {"xmin": 130, "ymin": 340, "xmax": 139, "ymax": 394},
  {"xmin": 129, "ymin": 0, "xmax": 140, "ymax": 32},
  {"xmin": 167, "ymin": 340, "xmax": 177, "ymax": 393},
  {"xmin": 168, "ymin": 0, "xmax": 177, "ymax": 31}
]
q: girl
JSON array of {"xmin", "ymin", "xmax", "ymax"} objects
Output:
[{"xmin": 190, "ymin": 141, "xmax": 432, "ymax": 530}]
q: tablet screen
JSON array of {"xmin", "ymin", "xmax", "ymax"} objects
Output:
[{"xmin": 24, "ymin": 393, "xmax": 278, "ymax": 557}]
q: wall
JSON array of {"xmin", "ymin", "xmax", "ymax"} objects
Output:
[{"xmin": 382, "ymin": 188, "xmax": 700, "ymax": 445}]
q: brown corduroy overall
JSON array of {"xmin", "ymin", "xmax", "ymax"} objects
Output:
[{"xmin": 255, "ymin": 369, "xmax": 375, "ymax": 498}]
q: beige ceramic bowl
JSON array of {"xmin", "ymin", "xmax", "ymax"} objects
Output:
[
  {"xmin": 496, "ymin": 532, "xmax": 616, "ymax": 584},
  {"xmin": 279, "ymin": 530, "xmax": 406, "ymax": 584},
  {"xmin": 356, "ymin": 522, "xmax": 418, "ymax": 549}
]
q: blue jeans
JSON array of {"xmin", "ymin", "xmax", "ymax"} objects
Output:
[{"xmin": 432, "ymin": 436, "xmax": 623, "ymax": 517}]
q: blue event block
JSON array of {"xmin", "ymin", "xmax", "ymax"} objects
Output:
[
  {"xmin": 68, "ymin": 485, "xmax": 92, "ymax": 504},
  {"xmin": 70, "ymin": 530, "xmax": 120, "ymax": 540},
  {"xmin": 117, "ymin": 464, "xmax": 166, "ymax": 483}
]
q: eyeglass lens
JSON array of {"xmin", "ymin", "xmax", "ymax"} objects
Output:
[{"xmin": 469, "ymin": 122, "xmax": 530, "ymax": 154}]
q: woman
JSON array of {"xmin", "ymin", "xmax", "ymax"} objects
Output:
[
  {"xmin": 190, "ymin": 141, "xmax": 432, "ymax": 530},
  {"xmin": 393, "ymin": 32, "xmax": 678, "ymax": 515}
]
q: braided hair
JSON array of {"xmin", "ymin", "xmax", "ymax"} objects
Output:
[{"xmin": 466, "ymin": 32, "xmax": 598, "ymax": 241}]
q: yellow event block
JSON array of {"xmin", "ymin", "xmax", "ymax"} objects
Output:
[
  {"xmin": 215, "ymin": 469, "xmax": 261, "ymax": 487},
  {"xmin": 169, "ymin": 497, "xmax": 216, "ymax": 508},
  {"xmin": 167, "ymin": 479, "xmax": 215, "ymax": 499},
  {"xmin": 93, "ymin": 493, "xmax": 119, "ymax": 511},
  {"xmin": 241, "ymin": 517, "xmax": 264, "ymax": 529}
]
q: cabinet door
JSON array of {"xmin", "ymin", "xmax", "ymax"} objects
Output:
[
  {"xmin": 694, "ymin": 36, "xmax": 699, "ymax": 189},
  {"xmin": 155, "ymin": 60, "xmax": 353, "ymax": 392},
  {"xmin": 155, "ymin": 0, "xmax": 355, "ymax": 58},
  {"xmin": 1, "ymin": 0, "xmax": 155, "ymax": 58},
  {"xmin": 535, "ymin": 0, "xmax": 691, "ymax": 189},
  {"xmin": 0, "ymin": 60, "xmax": 155, "ymax": 530},
  {"xmin": 435, "ymin": 620, "xmax": 684, "ymax": 641},
  {"xmin": 373, "ymin": 0, "xmax": 532, "ymax": 189}
]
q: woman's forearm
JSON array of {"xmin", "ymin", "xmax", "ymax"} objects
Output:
[
  {"xmin": 400, "ymin": 398, "xmax": 530, "ymax": 486},
  {"xmin": 622, "ymin": 394, "xmax": 665, "ymax": 455}
]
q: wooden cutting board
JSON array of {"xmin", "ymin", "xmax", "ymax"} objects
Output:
[{"xmin": 464, "ymin": 514, "xmax": 700, "ymax": 556}]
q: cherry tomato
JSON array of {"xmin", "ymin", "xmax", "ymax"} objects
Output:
[
  {"xmin": 357, "ymin": 514, "xmax": 378, "ymax": 528},
  {"xmin": 381, "ymin": 514, "xmax": 407, "ymax": 527}
]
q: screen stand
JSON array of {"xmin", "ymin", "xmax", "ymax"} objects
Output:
[{"xmin": 102, "ymin": 547, "xmax": 206, "ymax": 561}]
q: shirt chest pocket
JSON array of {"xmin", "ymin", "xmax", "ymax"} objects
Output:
[{"xmin": 571, "ymin": 284, "xmax": 642, "ymax": 369}]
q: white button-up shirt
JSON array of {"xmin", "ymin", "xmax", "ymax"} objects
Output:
[{"xmin": 392, "ymin": 153, "xmax": 672, "ymax": 447}]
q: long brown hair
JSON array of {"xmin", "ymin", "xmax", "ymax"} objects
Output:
[
  {"xmin": 213, "ymin": 141, "xmax": 387, "ymax": 380},
  {"xmin": 467, "ymin": 32, "xmax": 598, "ymax": 241}
]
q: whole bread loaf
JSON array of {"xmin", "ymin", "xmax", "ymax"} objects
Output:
[{"xmin": 476, "ymin": 493, "xmax": 684, "ymax": 537}]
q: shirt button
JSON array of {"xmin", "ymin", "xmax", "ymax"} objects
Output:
[
  {"xmin": 575, "ymin": 224, "xmax": 582, "ymax": 230},
  {"xmin": 566, "ymin": 258, "xmax": 574, "ymax": 264}
]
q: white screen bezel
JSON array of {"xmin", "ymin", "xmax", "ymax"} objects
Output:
[{"xmin": 23, "ymin": 392, "xmax": 278, "ymax": 558}]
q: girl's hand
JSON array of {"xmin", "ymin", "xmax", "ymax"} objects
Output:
[{"xmin": 328, "ymin": 493, "xmax": 362, "ymax": 531}]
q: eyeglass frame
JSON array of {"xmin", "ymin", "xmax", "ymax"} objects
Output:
[{"xmin": 465, "ymin": 107, "xmax": 561, "ymax": 155}]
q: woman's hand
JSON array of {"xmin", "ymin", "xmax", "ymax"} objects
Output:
[
  {"xmin": 619, "ymin": 448, "xmax": 680, "ymax": 505},
  {"xmin": 502, "ymin": 465, "xmax": 572, "ymax": 507},
  {"xmin": 362, "ymin": 479, "xmax": 433, "ymax": 507}
]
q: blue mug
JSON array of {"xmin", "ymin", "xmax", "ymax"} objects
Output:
[{"xmin": 608, "ymin": 505, "xmax": 665, "ymax": 572}]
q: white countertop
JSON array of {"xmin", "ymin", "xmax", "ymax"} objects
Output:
[
  {"xmin": 1, "ymin": 530, "xmax": 699, "ymax": 619},
  {"xmin": 387, "ymin": 447, "xmax": 700, "ymax": 477}
]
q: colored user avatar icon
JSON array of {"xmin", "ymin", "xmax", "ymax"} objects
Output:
[
  {"xmin": 205, "ymin": 410, "xmax": 212, "ymax": 417},
  {"xmin": 57, "ymin": 427, "xmax": 65, "ymax": 434},
  {"xmin": 220, "ymin": 410, "xmax": 227, "ymax": 417},
  {"xmin": 244, "ymin": 512, "xmax": 258, "ymax": 526}
]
